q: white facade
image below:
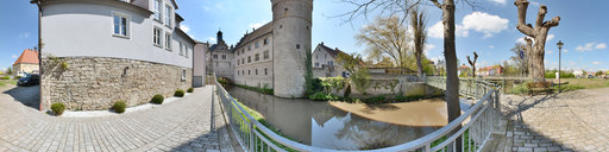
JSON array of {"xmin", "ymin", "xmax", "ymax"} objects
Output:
[
  {"xmin": 40, "ymin": 0, "xmax": 193, "ymax": 68},
  {"xmin": 233, "ymin": 28, "xmax": 274, "ymax": 89},
  {"xmin": 312, "ymin": 43, "xmax": 348, "ymax": 77}
]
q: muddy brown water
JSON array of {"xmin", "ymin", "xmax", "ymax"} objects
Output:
[{"xmin": 227, "ymin": 87, "xmax": 447, "ymax": 150}]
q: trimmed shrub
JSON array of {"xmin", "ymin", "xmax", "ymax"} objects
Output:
[
  {"xmin": 308, "ymin": 92, "xmax": 340, "ymax": 101},
  {"xmin": 51, "ymin": 102, "xmax": 65, "ymax": 116},
  {"xmin": 151, "ymin": 94, "xmax": 164, "ymax": 104},
  {"xmin": 174, "ymin": 89, "xmax": 185, "ymax": 97},
  {"xmin": 112, "ymin": 101, "xmax": 127, "ymax": 113},
  {"xmin": 187, "ymin": 88, "xmax": 194, "ymax": 93}
]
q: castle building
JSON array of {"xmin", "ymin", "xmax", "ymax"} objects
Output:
[
  {"xmin": 212, "ymin": 0, "xmax": 312, "ymax": 98},
  {"xmin": 34, "ymin": 0, "xmax": 196, "ymax": 110},
  {"xmin": 207, "ymin": 31, "xmax": 234, "ymax": 79}
]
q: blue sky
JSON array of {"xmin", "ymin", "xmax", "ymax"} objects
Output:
[{"xmin": 1, "ymin": 0, "xmax": 608, "ymax": 72}]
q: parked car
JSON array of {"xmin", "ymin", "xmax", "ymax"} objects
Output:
[{"xmin": 17, "ymin": 74, "xmax": 40, "ymax": 86}]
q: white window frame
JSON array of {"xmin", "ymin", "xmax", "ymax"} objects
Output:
[
  {"xmin": 112, "ymin": 12, "xmax": 130, "ymax": 38},
  {"xmin": 153, "ymin": 27, "xmax": 162, "ymax": 47},
  {"xmin": 165, "ymin": 32, "xmax": 172, "ymax": 51},
  {"xmin": 179, "ymin": 41, "xmax": 184, "ymax": 56},
  {"xmin": 185, "ymin": 46, "xmax": 190, "ymax": 58},
  {"xmin": 153, "ymin": 0, "xmax": 162, "ymax": 21},
  {"xmin": 181, "ymin": 69, "xmax": 186, "ymax": 81},
  {"xmin": 165, "ymin": 4, "xmax": 172, "ymax": 27}
]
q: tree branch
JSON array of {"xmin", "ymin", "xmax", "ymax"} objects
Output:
[
  {"xmin": 430, "ymin": 0, "xmax": 442, "ymax": 8},
  {"xmin": 543, "ymin": 16, "xmax": 561, "ymax": 27},
  {"xmin": 514, "ymin": 0, "xmax": 535, "ymax": 36},
  {"xmin": 535, "ymin": 5, "xmax": 547, "ymax": 28}
]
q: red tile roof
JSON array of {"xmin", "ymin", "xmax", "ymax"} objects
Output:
[{"xmin": 13, "ymin": 49, "xmax": 39, "ymax": 65}]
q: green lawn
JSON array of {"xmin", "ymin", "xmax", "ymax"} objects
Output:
[
  {"xmin": 561, "ymin": 78, "xmax": 609, "ymax": 89},
  {"xmin": 0, "ymin": 80, "xmax": 17, "ymax": 87}
]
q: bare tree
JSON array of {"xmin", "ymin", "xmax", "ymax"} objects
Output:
[
  {"xmin": 467, "ymin": 52, "xmax": 478, "ymax": 78},
  {"xmin": 411, "ymin": 9, "xmax": 427, "ymax": 78},
  {"xmin": 357, "ymin": 16, "xmax": 411, "ymax": 74},
  {"xmin": 514, "ymin": 0, "xmax": 560, "ymax": 83}
]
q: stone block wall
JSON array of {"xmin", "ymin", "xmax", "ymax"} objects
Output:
[{"xmin": 40, "ymin": 57, "xmax": 192, "ymax": 110}]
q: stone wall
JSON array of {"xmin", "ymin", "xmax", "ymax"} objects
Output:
[
  {"xmin": 41, "ymin": 57, "xmax": 192, "ymax": 110},
  {"xmin": 325, "ymin": 75, "xmax": 443, "ymax": 98}
]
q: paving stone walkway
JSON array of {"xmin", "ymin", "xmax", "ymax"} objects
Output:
[
  {"xmin": 499, "ymin": 87, "xmax": 609, "ymax": 152},
  {"xmin": 0, "ymin": 85, "xmax": 235, "ymax": 152}
]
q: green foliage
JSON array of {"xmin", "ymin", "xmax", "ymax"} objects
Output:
[
  {"xmin": 235, "ymin": 84, "xmax": 274, "ymax": 95},
  {"xmin": 545, "ymin": 70, "xmax": 575, "ymax": 78},
  {"xmin": 509, "ymin": 83, "xmax": 529, "ymax": 94},
  {"xmin": 14, "ymin": 76, "xmax": 22, "ymax": 80},
  {"xmin": 552, "ymin": 84, "xmax": 585, "ymax": 92},
  {"xmin": 174, "ymin": 89, "xmax": 185, "ymax": 97},
  {"xmin": 304, "ymin": 47, "xmax": 315, "ymax": 96},
  {"xmin": 112, "ymin": 101, "xmax": 127, "ymax": 114},
  {"xmin": 308, "ymin": 92, "xmax": 340, "ymax": 101},
  {"xmin": 6, "ymin": 67, "xmax": 12, "ymax": 75},
  {"xmin": 320, "ymin": 76, "xmax": 345, "ymax": 93},
  {"xmin": 351, "ymin": 67, "xmax": 371, "ymax": 95},
  {"xmin": 151, "ymin": 94, "xmax": 164, "ymax": 104},
  {"xmin": 0, "ymin": 76, "xmax": 9, "ymax": 80},
  {"xmin": 187, "ymin": 88, "xmax": 194, "ymax": 93},
  {"xmin": 51, "ymin": 102, "xmax": 65, "ymax": 116},
  {"xmin": 394, "ymin": 95, "xmax": 425, "ymax": 102},
  {"xmin": 359, "ymin": 141, "xmax": 393, "ymax": 150},
  {"xmin": 362, "ymin": 95, "xmax": 386, "ymax": 104},
  {"xmin": 60, "ymin": 62, "xmax": 69, "ymax": 70},
  {"xmin": 344, "ymin": 84, "xmax": 351, "ymax": 98}
]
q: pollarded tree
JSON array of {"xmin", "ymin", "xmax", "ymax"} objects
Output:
[
  {"xmin": 467, "ymin": 52, "xmax": 478, "ymax": 78},
  {"xmin": 514, "ymin": 0, "xmax": 560, "ymax": 83},
  {"xmin": 411, "ymin": 9, "xmax": 427, "ymax": 78}
]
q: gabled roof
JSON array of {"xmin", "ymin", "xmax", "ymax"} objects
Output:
[
  {"xmin": 14, "ymin": 49, "xmax": 39, "ymax": 65},
  {"xmin": 234, "ymin": 22, "xmax": 273, "ymax": 49},
  {"xmin": 316, "ymin": 42, "xmax": 348, "ymax": 58}
]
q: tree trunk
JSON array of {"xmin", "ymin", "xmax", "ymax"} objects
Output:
[
  {"xmin": 416, "ymin": 53, "xmax": 424, "ymax": 78},
  {"xmin": 440, "ymin": 0, "xmax": 463, "ymax": 151}
]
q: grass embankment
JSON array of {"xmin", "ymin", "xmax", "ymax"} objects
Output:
[
  {"xmin": 231, "ymin": 99, "xmax": 298, "ymax": 152},
  {"xmin": 0, "ymin": 80, "xmax": 17, "ymax": 87},
  {"xmin": 509, "ymin": 78, "xmax": 609, "ymax": 94}
]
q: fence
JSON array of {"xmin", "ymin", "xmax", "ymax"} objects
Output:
[{"xmin": 214, "ymin": 74, "xmax": 502, "ymax": 152}]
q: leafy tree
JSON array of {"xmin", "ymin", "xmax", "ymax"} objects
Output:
[
  {"xmin": 6, "ymin": 67, "xmax": 12, "ymax": 75},
  {"xmin": 357, "ymin": 16, "xmax": 411, "ymax": 74},
  {"xmin": 411, "ymin": 9, "xmax": 427, "ymax": 78}
]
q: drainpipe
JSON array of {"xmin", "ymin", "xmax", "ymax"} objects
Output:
[{"xmin": 34, "ymin": 0, "xmax": 44, "ymax": 112}]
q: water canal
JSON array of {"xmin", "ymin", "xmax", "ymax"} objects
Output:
[{"xmin": 227, "ymin": 87, "xmax": 450, "ymax": 150}]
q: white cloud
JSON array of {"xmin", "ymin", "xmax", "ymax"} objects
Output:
[
  {"xmin": 547, "ymin": 34, "xmax": 555, "ymax": 41},
  {"xmin": 180, "ymin": 24, "xmax": 190, "ymax": 33},
  {"xmin": 249, "ymin": 22, "xmax": 264, "ymax": 29},
  {"xmin": 592, "ymin": 61, "xmax": 601, "ymax": 65},
  {"xmin": 11, "ymin": 54, "xmax": 18, "ymax": 59},
  {"xmin": 208, "ymin": 37, "xmax": 217, "ymax": 43},
  {"xmin": 429, "ymin": 12, "xmax": 508, "ymax": 39},
  {"xmin": 489, "ymin": 45, "xmax": 495, "ymax": 49},
  {"xmin": 547, "ymin": 50, "xmax": 553, "ymax": 54},
  {"xmin": 423, "ymin": 44, "xmax": 435, "ymax": 56},
  {"xmin": 461, "ymin": 12, "xmax": 509, "ymax": 38},
  {"xmin": 595, "ymin": 43, "xmax": 607, "ymax": 49},
  {"xmin": 516, "ymin": 36, "xmax": 533, "ymax": 44},
  {"xmin": 429, "ymin": 21, "xmax": 468, "ymax": 39},
  {"xmin": 576, "ymin": 42, "xmax": 607, "ymax": 52},
  {"xmin": 563, "ymin": 49, "xmax": 569, "ymax": 53},
  {"xmin": 489, "ymin": 0, "xmax": 506, "ymax": 5}
]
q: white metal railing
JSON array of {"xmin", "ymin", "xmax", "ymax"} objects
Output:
[{"xmin": 213, "ymin": 74, "xmax": 502, "ymax": 152}]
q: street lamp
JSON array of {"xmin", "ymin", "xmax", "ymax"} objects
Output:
[{"xmin": 557, "ymin": 40, "xmax": 564, "ymax": 92}]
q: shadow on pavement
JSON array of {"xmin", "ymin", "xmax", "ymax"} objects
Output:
[{"xmin": 2, "ymin": 85, "xmax": 40, "ymax": 110}]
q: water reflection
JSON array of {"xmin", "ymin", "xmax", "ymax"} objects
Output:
[{"xmin": 228, "ymin": 87, "xmax": 440, "ymax": 150}]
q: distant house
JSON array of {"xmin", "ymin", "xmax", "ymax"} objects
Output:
[
  {"xmin": 13, "ymin": 49, "xmax": 39, "ymax": 77},
  {"xmin": 458, "ymin": 64, "xmax": 471, "ymax": 76},
  {"xmin": 477, "ymin": 65, "xmax": 503, "ymax": 77},
  {"xmin": 312, "ymin": 42, "xmax": 350, "ymax": 77},
  {"xmin": 573, "ymin": 70, "xmax": 584, "ymax": 78}
]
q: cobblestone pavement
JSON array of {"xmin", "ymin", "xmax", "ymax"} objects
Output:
[
  {"xmin": 499, "ymin": 87, "xmax": 609, "ymax": 152},
  {"xmin": 0, "ymin": 85, "xmax": 235, "ymax": 152}
]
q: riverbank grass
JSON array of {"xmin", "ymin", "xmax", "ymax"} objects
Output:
[{"xmin": 0, "ymin": 80, "xmax": 17, "ymax": 87}]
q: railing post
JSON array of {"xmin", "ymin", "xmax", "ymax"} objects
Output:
[{"xmin": 249, "ymin": 120, "xmax": 255, "ymax": 152}]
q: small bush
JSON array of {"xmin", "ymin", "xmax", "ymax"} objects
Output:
[
  {"xmin": 187, "ymin": 88, "xmax": 194, "ymax": 93},
  {"xmin": 112, "ymin": 101, "xmax": 127, "ymax": 113},
  {"xmin": 362, "ymin": 96, "xmax": 386, "ymax": 104},
  {"xmin": 0, "ymin": 76, "xmax": 9, "ymax": 80},
  {"xmin": 174, "ymin": 89, "xmax": 185, "ymax": 97},
  {"xmin": 394, "ymin": 95, "xmax": 425, "ymax": 102},
  {"xmin": 308, "ymin": 92, "xmax": 340, "ymax": 101},
  {"xmin": 51, "ymin": 102, "xmax": 65, "ymax": 116},
  {"xmin": 151, "ymin": 94, "xmax": 164, "ymax": 104},
  {"xmin": 61, "ymin": 62, "xmax": 69, "ymax": 70}
]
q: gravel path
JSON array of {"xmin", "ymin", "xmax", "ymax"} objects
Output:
[
  {"xmin": 500, "ymin": 87, "xmax": 609, "ymax": 152},
  {"xmin": 0, "ymin": 85, "xmax": 235, "ymax": 152}
]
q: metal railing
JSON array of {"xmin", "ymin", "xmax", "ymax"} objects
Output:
[{"xmin": 213, "ymin": 74, "xmax": 502, "ymax": 152}]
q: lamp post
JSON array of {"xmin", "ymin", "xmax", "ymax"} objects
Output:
[{"xmin": 557, "ymin": 40, "xmax": 564, "ymax": 92}]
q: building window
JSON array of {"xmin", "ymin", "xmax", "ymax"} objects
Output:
[
  {"xmin": 248, "ymin": 70, "xmax": 251, "ymax": 75},
  {"xmin": 181, "ymin": 69, "xmax": 186, "ymax": 81},
  {"xmin": 328, "ymin": 61, "xmax": 334, "ymax": 67},
  {"xmin": 165, "ymin": 5, "xmax": 172, "ymax": 27},
  {"xmin": 248, "ymin": 45, "xmax": 251, "ymax": 51},
  {"xmin": 255, "ymin": 53, "xmax": 260, "ymax": 61},
  {"xmin": 247, "ymin": 56, "xmax": 251, "ymax": 63},
  {"xmin": 263, "ymin": 50, "xmax": 269, "ymax": 59},
  {"xmin": 179, "ymin": 41, "xmax": 184, "ymax": 56},
  {"xmin": 255, "ymin": 41, "xmax": 260, "ymax": 48},
  {"xmin": 264, "ymin": 68, "xmax": 268, "ymax": 75},
  {"xmin": 315, "ymin": 62, "xmax": 319, "ymax": 67},
  {"xmin": 242, "ymin": 49, "xmax": 245, "ymax": 54},
  {"xmin": 154, "ymin": 0, "xmax": 161, "ymax": 21},
  {"xmin": 263, "ymin": 38, "xmax": 268, "ymax": 45},
  {"xmin": 222, "ymin": 55, "xmax": 226, "ymax": 59},
  {"xmin": 213, "ymin": 54, "xmax": 218, "ymax": 59},
  {"xmin": 242, "ymin": 58, "xmax": 245, "ymax": 64},
  {"xmin": 113, "ymin": 13, "xmax": 129, "ymax": 37},
  {"xmin": 185, "ymin": 46, "xmax": 189, "ymax": 58},
  {"xmin": 237, "ymin": 50, "xmax": 240, "ymax": 56},
  {"xmin": 165, "ymin": 32, "xmax": 171, "ymax": 51},
  {"xmin": 153, "ymin": 27, "xmax": 162, "ymax": 47},
  {"xmin": 296, "ymin": 44, "xmax": 300, "ymax": 49},
  {"xmin": 255, "ymin": 69, "xmax": 258, "ymax": 75}
]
